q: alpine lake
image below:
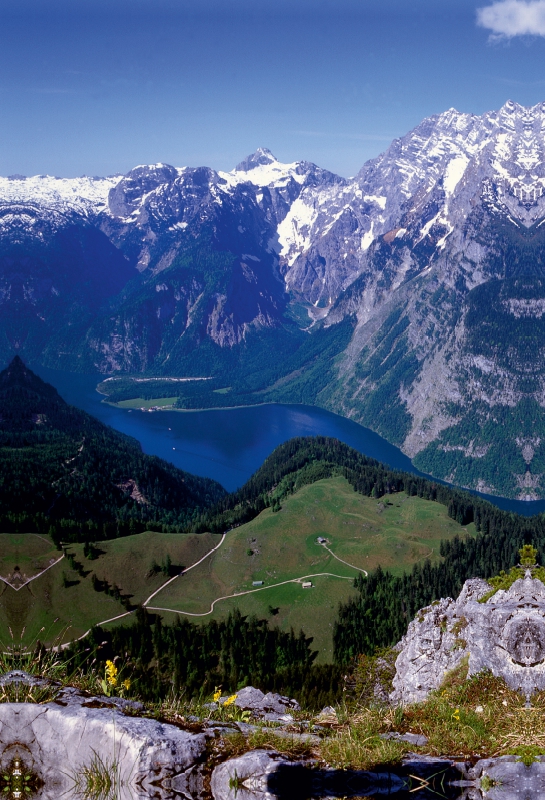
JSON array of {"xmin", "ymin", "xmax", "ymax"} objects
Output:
[{"xmin": 31, "ymin": 364, "xmax": 545, "ymax": 516}]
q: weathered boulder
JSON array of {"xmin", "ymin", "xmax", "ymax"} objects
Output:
[
  {"xmin": 211, "ymin": 750, "xmax": 315, "ymax": 800},
  {"xmin": 469, "ymin": 755, "xmax": 545, "ymax": 799},
  {"xmin": 0, "ymin": 674, "xmax": 207, "ymax": 799},
  {"xmin": 391, "ymin": 572, "xmax": 545, "ymax": 703},
  {"xmin": 232, "ymin": 686, "xmax": 300, "ymax": 716}
]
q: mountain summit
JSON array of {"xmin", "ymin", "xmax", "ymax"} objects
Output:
[{"xmin": 235, "ymin": 147, "xmax": 278, "ymax": 172}]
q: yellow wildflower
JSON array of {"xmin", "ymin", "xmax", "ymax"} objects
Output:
[
  {"xmin": 223, "ymin": 694, "xmax": 237, "ymax": 707},
  {"xmin": 213, "ymin": 689, "xmax": 221, "ymax": 702},
  {"xmin": 105, "ymin": 660, "xmax": 118, "ymax": 686},
  {"xmin": 122, "ymin": 679, "xmax": 131, "ymax": 691},
  {"xmin": 452, "ymin": 708, "xmax": 460, "ymax": 721}
]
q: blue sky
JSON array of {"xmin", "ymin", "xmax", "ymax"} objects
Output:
[{"xmin": 3, "ymin": 0, "xmax": 545, "ymax": 178}]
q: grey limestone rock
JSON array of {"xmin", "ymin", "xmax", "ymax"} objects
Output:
[
  {"xmin": 392, "ymin": 573, "xmax": 545, "ymax": 703},
  {"xmin": 0, "ymin": 698, "xmax": 207, "ymax": 799},
  {"xmin": 233, "ymin": 686, "xmax": 300, "ymax": 716},
  {"xmin": 469, "ymin": 756, "xmax": 545, "ymax": 799},
  {"xmin": 0, "ymin": 671, "xmax": 48, "ymax": 688},
  {"xmin": 265, "ymin": 729, "xmax": 321, "ymax": 744},
  {"xmin": 211, "ymin": 749, "xmax": 312, "ymax": 800},
  {"xmin": 55, "ymin": 686, "xmax": 144, "ymax": 713},
  {"xmin": 381, "ymin": 732, "xmax": 429, "ymax": 746},
  {"xmin": 168, "ymin": 763, "xmax": 208, "ymax": 799},
  {"xmin": 262, "ymin": 712, "xmax": 294, "ymax": 723}
]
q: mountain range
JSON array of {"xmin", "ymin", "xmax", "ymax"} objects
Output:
[{"xmin": 3, "ymin": 100, "xmax": 545, "ymax": 499}]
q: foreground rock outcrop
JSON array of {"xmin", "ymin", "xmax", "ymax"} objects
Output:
[
  {"xmin": 391, "ymin": 570, "xmax": 545, "ymax": 704},
  {"xmin": 0, "ymin": 673, "xmax": 207, "ymax": 800},
  {"xmin": 0, "ymin": 675, "xmax": 329, "ymax": 800},
  {"xmin": 4, "ymin": 671, "xmax": 545, "ymax": 799},
  {"xmin": 211, "ymin": 750, "xmax": 545, "ymax": 800}
]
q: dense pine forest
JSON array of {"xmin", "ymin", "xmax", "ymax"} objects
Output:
[
  {"xmin": 65, "ymin": 608, "xmax": 345, "ymax": 710},
  {"xmin": 96, "ymin": 311, "xmax": 356, "ymax": 411}
]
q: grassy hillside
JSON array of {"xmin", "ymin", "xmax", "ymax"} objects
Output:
[
  {"xmin": 0, "ymin": 543, "xmax": 122, "ymax": 648},
  {"xmin": 69, "ymin": 531, "xmax": 222, "ymax": 607},
  {"xmin": 145, "ymin": 476, "xmax": 474, "ymax": 660},
  {"xmin": 0, "ymin": 534, "xmax": 59, "ymax": 582},
  {"xmin": 1, "ymin": 476, "xmax": 470, "ymax": 658},
  {"xmin": 0, "ymin": 531, "xmax": 223, "ymax": 646}
]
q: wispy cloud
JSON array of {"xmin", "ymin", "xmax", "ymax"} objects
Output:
[{"xmin": 477, "ymin": 0, "xmax": 545, "ymax": 39}]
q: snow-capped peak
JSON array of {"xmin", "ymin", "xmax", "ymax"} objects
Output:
[
  {"xmin": 235, "ymin": 147, "xmax": 278, "ymax": 172},
  {"xmin": 219, "ymin": 148, "xmax": 307, "ymax": 190},
  {"xmin": 0, "ymin": 174, "xmax": 121, "ymax": 216}
]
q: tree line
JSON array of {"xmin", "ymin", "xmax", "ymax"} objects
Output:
[{"xmin": 65, "ymin": 607, "xmax": 345, "ymax": 710}]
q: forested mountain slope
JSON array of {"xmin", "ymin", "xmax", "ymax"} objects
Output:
[{"xmin": 0, "ymin": 357, "xmax": 225, "ymax": 527}]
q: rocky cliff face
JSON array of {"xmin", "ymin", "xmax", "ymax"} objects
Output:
[
  {"xmin": 391, "ymin": 571, "xmax": 545, "ymax": 704},
  {"xmin": 276, "ymin": 101, "xmax": 545, "ymax": 499},
  {"xmin": 0, "ymin": 150, "xmax": 343, "ymax": 370},
  {"xmin": 318, "ymin": 101, "xmax": 545, "ymax": 500}
]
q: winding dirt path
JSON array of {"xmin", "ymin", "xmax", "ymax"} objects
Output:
[
  {"xmin": 0, "ymin": 555, "xmax": 64, "ymax": 592},
  {"xmin": 143, "ymin": 532, "xmax": 370, "ymax": 618},
  {"xmin": 142, "ymin": 532, "xmax": 227, "ymax": 606},
  {"xmin": 319, "ymin": 543, "xmax": 368, "ymax": 576},
  {"xmin": 23, "ymin": 528, "xmax": 368, "ymax": 641},
  {"xmin": 146, "ymin": 571, "xmax": 355, "ymax": 618},
  {"xmin": 89, "ymin": 531, "xmax": 370, "ymax": 628}
]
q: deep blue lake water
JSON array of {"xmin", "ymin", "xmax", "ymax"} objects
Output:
[{"xmin": 30, "ymin": 364, "xmax": 545, "ymax": 517}]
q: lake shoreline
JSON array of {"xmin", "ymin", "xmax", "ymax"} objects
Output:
[
  {"xmin": 28, "ymin": 365, "xmax": 545, "ymax": 515},
  {"xmin": 103, "ymin": 394, "xmax": 545, "ymax": 512}
]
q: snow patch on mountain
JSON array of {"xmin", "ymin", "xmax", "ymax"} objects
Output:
[
  {"xmin": 0, "ymin": 174, "xmax": 121, "ymax": 217},
  {"xmin": 219, "ymin": 149, "xmax": 306, "ymax": 189},
  {"xmin": 276, "ymin": 197, "xmax": 319, "ymax": 265},
  {"xmin": 443, "ymin": 155, "xmax": 469, "ymax": 195}
]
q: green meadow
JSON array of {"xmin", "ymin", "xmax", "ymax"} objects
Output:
[
  {"xmin": 0, "ymin": 556, "xmax": 122, "ymax": 648},
  {"xmin": 108, "ymin": 396, "xmax": 178, "ymax": 409},
  {"xmin": 0, "ymin": 534, "xmax": 59, "ymax": 582},
  {"xmin": 0, "ymin": 477, "xmax": 474, "ymax": 657},
  {"xmin": 145, "ymin": 476, "xmax": 474, "ymax": 660}
]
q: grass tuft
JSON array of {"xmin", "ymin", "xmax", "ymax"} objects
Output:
[{"xmin": 72, "ymin": 750, "xmax": 121, "ymax": 800}]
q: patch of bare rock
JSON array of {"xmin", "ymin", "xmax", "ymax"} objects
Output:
[
  {"xmin": 391, "ymin": 570, "xmax": 545, "ymax": 704},
  {"xmin": 0, "ymin": 674, "xmax": 205, "ymax": 800}
]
